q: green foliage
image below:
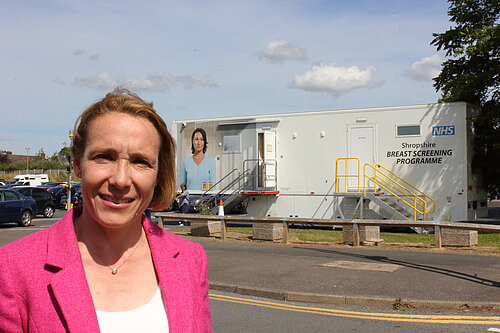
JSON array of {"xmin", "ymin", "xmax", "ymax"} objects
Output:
[
  {"xmin": 0, "ymin": 143, "xmax": 71, "ymax": 172},
  {"xmin": 431, "ymin": 0, "xmax": 500, "ymax": 192},
  {"xmin": 0, "ymin": 158, "xmax": 63, "ymax": 172},
  {"xmin": 0, "ymin": 153, "xmax": 10, "ymax": 164},
  {"xmin": 58, "ymin": 146, "xmax": 72, "ymax": 157},
  {"xmin": 199, "ymin": 201, "xmax": 215, "ymax": 215}
]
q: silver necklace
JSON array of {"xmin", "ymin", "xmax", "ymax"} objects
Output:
[{"xmin": 87, "ymin": 240, "xmax": 141, "ymax": 275}]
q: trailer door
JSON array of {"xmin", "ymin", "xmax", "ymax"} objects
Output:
[
  {"xmin": 348, "ymin": 125, "xmax": 375, "ymax": 189},
  {"xmin": 258, "ymin": 131, "xmax": 277, "ymax": 188}
]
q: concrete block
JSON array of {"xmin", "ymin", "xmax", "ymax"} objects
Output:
[
  {"xmin": 253, "ymin": 222, "xmax": 283, "ymax": 241},
  {"xmin": 441, "ymin": 228, "xmax": 478, "ymax": 247},
  {"xmin": 190, "ymin": 221, "xmax": 221, "ymax": 237},
  {"xmin": 343, "ymin": 225, "xmax": 381, "ymax": 244}
]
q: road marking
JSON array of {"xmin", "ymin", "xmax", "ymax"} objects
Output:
[
  {"xmin": 34, "ymin": 218, "xmax": 59, "ymax": 222},
  {"xmin": 209, "ymin": 293, "xmax": 500, "ymax": 325},
  {"xmin": 487, "ymin": 328, "xmax": 500, "ymax": 332}
]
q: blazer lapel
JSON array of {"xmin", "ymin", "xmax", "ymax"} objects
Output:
[
  {"xmin": 144, "ymin": 218, "xmax": 193, "ymax": 332},
  {"xmin": 45, "ymin": 208, "xmax": 101, "ymax": 333}
]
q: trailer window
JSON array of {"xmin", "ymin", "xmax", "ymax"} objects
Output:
[
  {"xmin": 396, "ymin": 125, "xmax": 420, "ymax": 137},
  {"xmin": 223, "ymin": 135, "xmax": 241, "ymax": 153}
]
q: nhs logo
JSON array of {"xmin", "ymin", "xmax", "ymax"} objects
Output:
[{"xmin": 432, "ymin": 125, "xmax": 455, "ymax": 136}]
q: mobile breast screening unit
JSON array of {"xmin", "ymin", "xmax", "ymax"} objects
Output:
[{"xmin": 172, "ymin": 102, "xmax": 487, "ymax": 223}]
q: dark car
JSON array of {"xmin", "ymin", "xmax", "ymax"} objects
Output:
[
  {"xmin": 0, "ymin": 189, "xmax": 37, "ymax": 226},
  {"xmin": 54, "ymin": 186, "xmax": 80, "ymax": 208},
  {"xmin": 60, "ymin": 187, "xmax": 83, "ymax": 209},
  {"xmin": 13, "ymin": 187, "xmax": 56, "ymax": 218},
  {"xmin": 47, "ymin": 185, "xmax": 65, "ymax": 201},
  {"xmin": 39, "ymin": 181, "xmax": 65, "ymax": 189}
]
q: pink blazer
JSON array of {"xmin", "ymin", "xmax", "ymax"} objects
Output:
[{"xmin": 0, "ymin": 208, "xmax": 212, "ymax": 332}]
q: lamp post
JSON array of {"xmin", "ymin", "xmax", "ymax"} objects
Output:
[{"xmin": 25, "ymin": 147, "xmax": 30, "ymax": 173}]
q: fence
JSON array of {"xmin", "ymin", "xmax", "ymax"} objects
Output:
[{"xmin": 154, "ymin": 213, "xmax": 500, "ymax": 249}]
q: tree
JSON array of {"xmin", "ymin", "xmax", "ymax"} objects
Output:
[
  {"xmin": 431, "ymin": 0, "xmax": 500, "ymax": 195},
  {"xmin": 0, "ymin": 152, "xmax": 10, "ymax": 164},
  {"xmin": 58, "ymin": 145, "xmax": 72, "ymax": 158}
]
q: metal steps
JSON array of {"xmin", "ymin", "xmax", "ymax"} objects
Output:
[
  {"xmin": 365, "ymin": 191, "xmax": 411, "ymax": 220},
  {"xmin": 365, "ymin": 191, "xmax": 427, "ymax": 233}
]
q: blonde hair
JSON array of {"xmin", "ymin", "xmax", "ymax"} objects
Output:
[{"xmin": 72, "ymin": 88, "xmax": 176, "ymax": 210}]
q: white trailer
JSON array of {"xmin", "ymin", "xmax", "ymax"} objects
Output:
[
  {"xmin": 172, "ymin": 102, "xmax": 487, "ymax": 221},
  {"xmin": 13, "ymin": 174, "xmax": 49, "ymax": 187}
]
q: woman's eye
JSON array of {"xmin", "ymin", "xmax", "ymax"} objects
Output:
[
  {"xmin": 134, "ymin": 159, "xmax": 152, "ymax": 167},
  {"xmin": 93, "ymin": 154, "xmax": 112, "ymax": 161}
]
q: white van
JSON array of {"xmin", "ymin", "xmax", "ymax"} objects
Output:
[{"xmin": 13, "ymin": 174, "xmax": 49, "ymax": 187}]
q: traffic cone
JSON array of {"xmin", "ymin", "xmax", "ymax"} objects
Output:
[{"xmin": 218, "ymin": 199, "xmax": 225, "ymax": 216}]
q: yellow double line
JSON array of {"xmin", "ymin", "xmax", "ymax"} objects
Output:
[{"xmin": 209, "ymin": 293, "xmax": 500, "ymax": 325}]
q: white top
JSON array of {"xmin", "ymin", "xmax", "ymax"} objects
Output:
[{"xmin": 96, "ymin": 288, "xmax": 169, "ymax": 333}]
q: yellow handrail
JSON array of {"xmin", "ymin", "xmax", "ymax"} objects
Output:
[
  {"xmin": 334, "ymin": 157, "xmax": 436, "ymax": 220},
  {"xmin": 374, "ymin": 164, "xmax": 436, "ymax": 213},
  {"xmin": 363, "ymin": 163, "xmax": 436, "ymax": 220},
  {"xmin": 335, "ymin": 158, "xmax": 360, "ymax": 193},
  {"xmin": 371, "ymin": 171, "xmax": 427, "ymax": 215}
]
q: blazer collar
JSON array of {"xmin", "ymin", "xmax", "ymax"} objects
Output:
[
  {"xmin": 143, "ymin": 217, "xmax": 190, "ymax": 332},
  {"xmin": 45, "ymin": 207, "xmax": 101, "ymax": 332}
]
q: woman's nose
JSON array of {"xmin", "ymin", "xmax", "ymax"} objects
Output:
[{"xmin": 110, "ymin": 160, "xmax": 132, "ymax": 189}]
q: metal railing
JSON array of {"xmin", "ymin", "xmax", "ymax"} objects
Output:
[
  {"xmin": 335, "ymin": 158, "xmax": 361, "ymax": 193},
  {"xmin": 363, "ymin": 163, "xmax": 436, "ymax": 220},
  {"xmin": 197, "ymin": 168, "xmax": 242, "ymax": 208},
  {"xmin": 242, "ymin": 159, "xmax": 278, "ymax": 191},
  {"xmin": 195, "ymin": 158, "xmax": 278, "ymax": 211},
  {"xmin": 333, "ymin": 157, "xmax": 436, "ymax": 220}
]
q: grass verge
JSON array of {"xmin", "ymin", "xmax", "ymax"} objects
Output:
[{"xmin": 223, "ymin": 227, "xmax": 499, "ymax": 249}]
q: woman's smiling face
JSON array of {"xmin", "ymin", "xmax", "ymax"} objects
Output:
[
  {"xmin": 192, "ymin": 131, "xmax": 205, "ymax": 154},
  {"xmin": 74, "ymin": 112, "xmax": 161, "ymax": 229}
]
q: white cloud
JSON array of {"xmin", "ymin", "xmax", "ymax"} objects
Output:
[
  {"xmin": 289, "ymin": 64, "xmax": 377, "ymax": 94},
  {"xmin": 256, "ymin": 40, "xmax": 308, "ymax": 64},
  {"xmin": 407, "ymin": 54, "xmax": 442, "ymax": 81},
  {"xmin": 73, "ymin": 72, "xmax": 219, "ymax": 92}
]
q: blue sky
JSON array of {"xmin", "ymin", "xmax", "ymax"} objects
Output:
[{"xmin": 0, "ymin": 0, "xmax": 451, "ymax": 156}]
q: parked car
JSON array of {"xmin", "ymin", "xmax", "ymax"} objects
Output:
[
  {"xmin": 1, "ymin": 181, "xmax": 16, "ymax": 187},
  {"xmin": 47, "ymin": 185, "xmax": 65, "ymax": 201},
  {"xmin": 60, "ymin": 187, "xmax": 83, "ymax": 209},
  {"xmin": 12, "ymin": 181, "xmax": 30, "ymax": 187},
  {"xmin": 73, "ymin": 188, "xmax": 83, "ymax": 206},
  {"xmin": 39, "ymin": 181, "xmax": 65, "ymax": 189},
  {"xmin": 54, "ymin": 186, "xmax": 80, "ymax": 208},
  {"xmin": 13, "ymin": 187, "xmax": 56, "ymax": 218},
  {"xmin": 0, "ymin": 189, "xmax": 37, "ymax": 226}
]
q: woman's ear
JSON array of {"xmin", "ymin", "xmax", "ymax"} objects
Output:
[{"xmin": 73, "ymin": 156, "xmax": 82, "ymax": 179}]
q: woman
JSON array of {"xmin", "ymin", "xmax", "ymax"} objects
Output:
[
  {"xmin": 0, "ymin": 89, "xmax": 212, "ymax": 332},
  {"xmin": 180, "ymin": 128, "xmax": 216, "ymax": 190},
  {"xmin": 176, "ymin": 183, "xmax": 190, "ymax": 214}
]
